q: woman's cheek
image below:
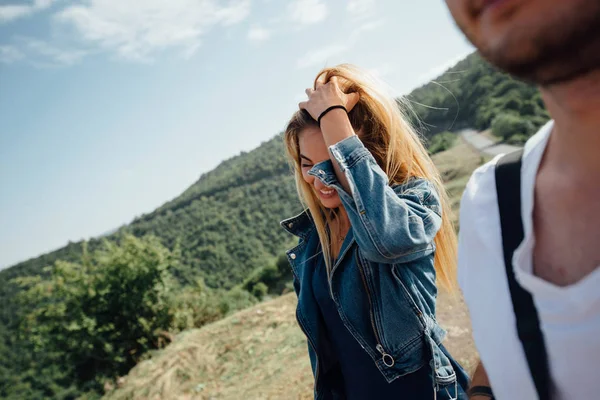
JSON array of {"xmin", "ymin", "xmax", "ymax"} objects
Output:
[{"xmin": 301, "ymin": 168, "xmax": 313, "ymax": 184}]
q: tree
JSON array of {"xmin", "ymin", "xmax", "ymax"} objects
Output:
[
  {"xmin": 491, "ymin": 113, "xmax": 535, "ymax": 140},
  {"xmin": 427, "ymin": 131, "xmax": 457, "ymax": 154},
  {"xmin": 14, "ymin": 235, "xmax": 177, "ymax": 395},
  {"xmin": 251, "ymin": 282, "xmax": 269, "ymax": 300}
]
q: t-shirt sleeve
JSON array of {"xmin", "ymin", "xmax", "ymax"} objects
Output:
[{"xmin": 458, "ymin": 155, "xmax": 504, "ymax": 301}]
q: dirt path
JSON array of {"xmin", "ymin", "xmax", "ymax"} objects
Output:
[{"xmin": 460, "ymin": 129, "xmax": 521, "ymax": 156}]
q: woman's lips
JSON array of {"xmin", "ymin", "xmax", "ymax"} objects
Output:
[{"xmin": 318, "ymin": 188, "xmax": 336, "ymax": 199}]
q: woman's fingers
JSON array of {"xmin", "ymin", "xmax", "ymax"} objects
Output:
[{"xmin": 345, "ymin": 92, "xmax": 360, "ymax": 111}]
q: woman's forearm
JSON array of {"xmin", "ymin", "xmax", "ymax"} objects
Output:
[{"xmin": 319, "ymin": 108, "xmax": 356, "ymax": 194}]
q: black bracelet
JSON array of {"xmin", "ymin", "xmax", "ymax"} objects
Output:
[
  {"xmin": 467, "ymin": 385, "xmax": 495, "ymax": 399},
  {"xmin": 317, "ymin": 105, "xmax": 347, "ymax": 125}
]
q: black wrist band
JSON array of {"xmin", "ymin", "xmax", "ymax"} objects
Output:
[
  {"xmin": 467, "ymin": 386, "xmax": 495, "ymax": 399},
  {"xmin": 317, "ymin": 105, "xmax": 347, "ymax": 125}
]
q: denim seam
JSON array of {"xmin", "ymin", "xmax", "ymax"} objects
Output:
[
  {"xmin": 346, "ymin": 170, "xmax": 393, "ymax": 259},
  {"xmin": 357, "ymin": 249, "xmax": 389, "ymax": 350},
  {"xmin": 342, "ymin": 148, "xmax": 371, "ymax": 170},
  {"xmin": 391, "ymin": 265, "xmax": 428, "ymax": 330}
]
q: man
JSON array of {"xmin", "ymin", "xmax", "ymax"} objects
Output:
[{"xmin": 444, "ymin": 0, "xmax": 600, "ymax": 399}]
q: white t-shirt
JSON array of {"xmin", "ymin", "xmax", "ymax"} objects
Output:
[{"xmin": 458, "ymin": 121, "xmax": 600, "ymax": 400}]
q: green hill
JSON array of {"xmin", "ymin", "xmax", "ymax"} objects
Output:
[
  {"xmin": 407, "ymin": 52, "xmax": 549, "ymax": 142},
  {"xmin": 0, "ymin": 52, "xmax": 549, "ymax": 295}
]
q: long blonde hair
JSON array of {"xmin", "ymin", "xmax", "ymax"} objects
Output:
[{"xmin": 284, "ymin": 64, "xmax": 458, "ymax": 292}]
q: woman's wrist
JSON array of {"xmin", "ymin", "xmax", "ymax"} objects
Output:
[
  {"xmin": 319, "ymin": 107, "xmax": 348, "ymax": 125},
  {"xmin": 317, "ymin": 105, "xmax": 347, "ymax": 125},
  {"xmin": 319, "ymin": 108, "xmax": 355, "ymax": 148}
]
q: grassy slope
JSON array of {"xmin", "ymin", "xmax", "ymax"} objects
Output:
[{"xmin": 105, "ymin": 141, "xmax": 483, "ymax": 400}]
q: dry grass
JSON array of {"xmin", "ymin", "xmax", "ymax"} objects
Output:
[
  {"xmin": 431, "ymin": 141, "xmax": 484, "ymax": 224},
  {"xmin": 104, "ymin": 142, "xmax": 484, "ymax": 400},
  {"xmin": 105, "ymin": 294, "xmax": 314, "ymax": 400},
  {"xmin": 105, "ymin": 292, "xmax": 479, "ymax": 400}
]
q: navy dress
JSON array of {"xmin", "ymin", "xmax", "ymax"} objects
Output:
[{"xmin": 311, "ymin": 257, "xmax": 467, "ymax": 399}]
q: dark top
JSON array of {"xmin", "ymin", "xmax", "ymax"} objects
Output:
[{"xmin": 311, "ymin": 256, "xmax": 433, "ymax": 399}]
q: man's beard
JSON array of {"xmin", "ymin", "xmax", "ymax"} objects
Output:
[{"xmin": 470, "ymin": 3, "xmax": 600, "ymax": 85}]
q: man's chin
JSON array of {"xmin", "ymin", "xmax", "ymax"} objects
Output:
[
  {"xmin": 471, "ymin": 1, "xmax": 600, "ymax": 85},
  {"xmin": 480, "ymin": 42, "xmax": 600, "ymax": 86}
]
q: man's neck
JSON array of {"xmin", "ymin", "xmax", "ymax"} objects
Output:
[{"xmin": 540, "ymin": 68, "xmax": 600, "ymax": 179}]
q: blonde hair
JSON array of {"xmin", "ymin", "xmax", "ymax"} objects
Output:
[{"xmin": 284, "ymin": 64, "xmax": 458, "ymax": 292}]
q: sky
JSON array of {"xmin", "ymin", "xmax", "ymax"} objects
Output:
[{"xmin": 0, "ymin": 0, "xmax": 474, "ymax": 269}]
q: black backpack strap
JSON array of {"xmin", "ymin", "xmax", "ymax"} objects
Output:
[{"xmin": 495, "ymin": 149, "xmax": 551, "ymax": 400}]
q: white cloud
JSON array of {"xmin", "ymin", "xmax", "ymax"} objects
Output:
[
  {"xmin": 17, "ymin": 37, "xmax": 88, "ymax": 67},
  {"xmin": 347, "ymin": 0, "xmax": 375, "ymax": 16},
  {"xmin": 22, "ymin": 38, "xmax": 88, "ymax": 66},
  {"xmin": 296, "ymin": 44, "xmax": 348, "ymax": 69},
  {"xmin": 368, "ymin": 62, "xmax": 393, "ymax": 79},
  {"xmin": 352, "ymin": 19, "xmax": 383, "ymax": 37},
  {"xmin": 296, "ymin": 18, "xmax": 383, "ymax": 70},
  {"xmin": 0, "ymin": 45, "xmax": 24, "ymax": 63},
  {"xmin": 416, "ymin": 50, "xmax": 474, "ymax": 84},
  {"xmin": 289, "ymin": 0, "xmax": 327, "ymax": 25},
  {"xmin": 0, "ymin": 0, "xmax": 57, "ymax": 23},
  {"xmin": 247, "ymin": 25, "xmax": 270, "ymax": 42},
  {"xmin": 54, "ymin": 0, "xmax": 251, "ymax": 61}
]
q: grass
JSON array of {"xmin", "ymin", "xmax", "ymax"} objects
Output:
[
  {"xmin": 431, "ymin": 141, "xmax": 485, "ymax": 224},
  {"xmin": 104, "ymin": 294, "xmax": 314, "ymax": 400},
  {"xmin": 104, "ymin": 141, "xmax": 485, "ymax": 400}
]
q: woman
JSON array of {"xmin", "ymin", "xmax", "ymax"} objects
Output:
[{"xmin": 281, "ymin": 64, "xmax": 469, "ymax": 399}]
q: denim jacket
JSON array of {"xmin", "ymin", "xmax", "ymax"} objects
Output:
[{"xmin": 281, "ymin": 135, "xmax": 459, "ymax": 399}]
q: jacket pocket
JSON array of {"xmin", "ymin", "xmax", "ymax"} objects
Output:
[{"xmin": 427, "ymin": 335, "xmax": 457, "ymax": 386}]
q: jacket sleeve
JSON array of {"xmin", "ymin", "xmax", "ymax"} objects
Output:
[{"xmin": 308, "ymin": 135, "xmax": 442, "ymax": 264}]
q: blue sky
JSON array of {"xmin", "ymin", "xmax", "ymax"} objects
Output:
[{"xmin": 0, "ymin": 0, "xmax": 474, "ymax": 269}]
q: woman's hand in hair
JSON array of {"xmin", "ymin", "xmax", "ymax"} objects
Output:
[
  {"xmin": 299, "ymin": 77, "xmax": 359, "ymax": 199},
  {"xmin": 298, "ymin": 76, "xmax": 360, "ymax": 122}
]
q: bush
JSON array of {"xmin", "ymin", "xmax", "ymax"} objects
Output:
[
  {"xmin": 503, "ymin": 97, "xmax": 522, "ymax": 112},
  {"xmin": 242, "ymin": 254, "xmax": 293, "ymax": 296},
  {"xmin": 491, "ymin": 114, "xmax": 535, "ymax": 140},
  {"xmin": 428, "ymin": 131, "xmax": 457, "ymax": 155},
  {"xmin": 218, "ymin": 287, "xmax": 257, "ymax": 314},
  {"xmin": 13, "ymin": 235, "xmax": 177, "ymax": 395},
  {"xmin": 169, "ymin": 279, "xmax": 225, "ymax": 331},
  {"xmin": 520, "ymin": 101, "xmax": 536, "ymax": 116},
  {"xmin": 251, "ymin": 282, "xmax": 269, "ymax": 300},
  {"xmin": 507, "ymin": 134, "xmax": 529, "ymax": 145}
]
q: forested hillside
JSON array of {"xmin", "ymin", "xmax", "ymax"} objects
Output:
[
  {"xmin": 0, "ymin": 134, "xmax": 302, "ymax": 399},
  {"xmin": 407, "ymin": 52, "xmax": 549, "ymax": 143},
  {"xmin": 1, "ymin": 52, "xmax": 550, "ymax": 294}
]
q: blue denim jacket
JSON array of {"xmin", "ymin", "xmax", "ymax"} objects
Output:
[{"xmin": 281, "ymin": 135, "xmax": 460, "ymax": 399}]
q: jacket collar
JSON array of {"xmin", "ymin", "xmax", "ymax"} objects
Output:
[{"xmin": 280, "ymin": 209, "xmax": 315, "ymax": 239}]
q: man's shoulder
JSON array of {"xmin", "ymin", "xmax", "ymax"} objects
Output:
[
  {"xmin": 460, "ymin": 154, "xmax": 503, "ymax": 219},
  {"xmin": 461, "ymin": 120, "xmax": 552, "ymax": 216}
]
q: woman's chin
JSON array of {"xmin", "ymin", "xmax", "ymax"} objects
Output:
[{"xmin": 319, "ymin": 196, "xmax": 342, "ymax": 209}]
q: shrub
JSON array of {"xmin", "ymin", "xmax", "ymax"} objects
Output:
[
  {"xmin": 507, "ymin": 134, "xmax": 529, "ymax": 145},
  {"xmin": 428, "ymin": 131, "xmax": 457, "ymax": 155},
  {"xmin": 251, "ymin": 282, "xmax": 269, "ymax": 300},
  {"xmin": 491, "ymin": 114, "xmax": 535, "ymax": 139}
]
